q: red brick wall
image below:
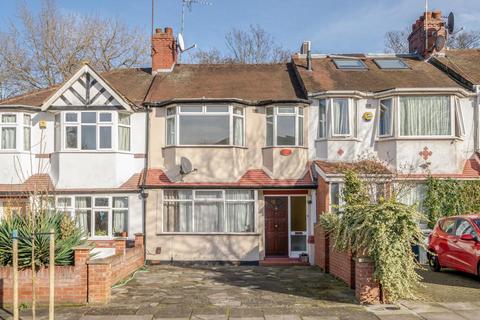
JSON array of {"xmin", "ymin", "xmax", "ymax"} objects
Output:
[
  {"xmin": 329, "ymin": 241, "xmax": 354, "ymax": 288},
  {"xmin": 0, "ymin": 234, "xmax": 145, "ymax": 306},
  {"xmin": 355, "ymin": 257, "xmax": 381, "ymax": 304},
  {"xmin": 151, "ymin": 27, "xmax": 177, "ymax": 72},
  {"xmin": 316, "ymin": 177, "xmax": 330, "ymax": 218},
  {"xmin": 314, "ymin": 224, "xmax": 329, "ymax": 272}
]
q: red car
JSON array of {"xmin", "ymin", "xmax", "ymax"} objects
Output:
[{"xmin": 428, "ymin": 214, "xmax": 480, "ymax": 277}]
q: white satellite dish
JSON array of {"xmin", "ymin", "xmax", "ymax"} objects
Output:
[
  {"xmin": 178, "ymin": 33, "xmax": 186, "ymax": 52},
  {"xmin": 180, "ymin": 157, "xmax": 193, "ymax": 175}
]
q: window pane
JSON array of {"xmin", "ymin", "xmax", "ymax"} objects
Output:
[
  {"xmin": 99, "ymin": 113, "xmax": 112, "ymax": 122},
  {"xmin": 233, "ymin": 116, "xmax": 244, "ymax": 146},
  {"xmin": 94, "ymin": 197, "xmax": 109, "ymax": 207},
  {"xmin": 179, "ymin": 115, "xmax": 229, "ymax": 145},
  {"xmin": 277, "ymin": 116, "xmax": 296, "ymax": 146},
  {"xmin": 163, "ymin": 201, "xmax": 192, "ymax": 232},
  {"xmin": 379, "ymin": 99, "xmax": 392, "ymax": 136},
  {"xmin": 331, "ymin": 183, "xmax": 340, "ymax": 214},
  {"xmin": 266, "ymin": 119, "xmax": 274, "ymax": 146},
  {"xmin": 113, "ymin": 197, "xmax": 128, "ymax": 208},
  {"xmin": 333, "ymin": 59, "xmax": 367, "ymax": 69},
  {"xmin": 291, "ymin": 235, "xmax": 307, "ymax": 251},
  {"xmin": 99, "ymin": 126, "xmax": 112, "ymax": 149},
  {"xmin": 166, "ymin": 107, "xmax": 176, "ymax": 116},
  {"xmin": 118, "ymin": 126, "xmax": 130, "ymax": 151},
  {"xmin": 277, "ymin": 106, "xmax": 295, "ymax": 114},
  {"xmin": 374, "ymin": 59, "xmax": 408, "ymax": 69},
  {"xmin": 298, "ymin": 107, "xmax": 304, "ymax": 115},
  {"xmin": 180, "ymin": 106, "xmax": 202, "ymax": 113},
  {"xmin": 164, "ymin": 190, "xmax": 192, "ymax": 200},
  {"xmin": 55, "ymin": 114, "xmax": 61, "ymax": 151},
  {"xmin": 226, "ymin": 190, "xmax": 254, "ymax": 200},
  {"xmin": 332, "ymin": 98, "xmax": 350, "ymax": 135},
  {"xmin": 66, "ymin": 126, "xmax": 78, "ymax": 148},
  {"xmin": 94, "ymin": 211, "xmax": 109, "ymax": 236},
  {"xmin": 23, "ymin": 114, "xmax": 31, "ymax": 125},
  {"xmin": 298, "ymin": 116, "xmax": 304, "ymax": 146},
  {"xmin": 75, "ymin": 197, "xmax": 92, "ymax": 208},
  {"xmin": 118, "ymin": 113, "xmax": 130, "ymax": 125},
  {"xmin": 400, "ymin": 96, "xmax": 450, "ymax": 136},
  {"xmin": 319, "ymin": 99, "xmax": 327, "ymax": 138},
  {"xmin": 1, "ymin": 128, "xmax": 16, "ymax": 149},
  {"xmin": 206, "ymin": 106, "xmax": 229, "ymax": 112},
  {"xmin": 167, "ymin": 117, "xmax": 175, "ymax": 145},
  {"xmin": 195, "ymin": 190, "xmax": 223, "ymax": 199},
  {"xmin": 76, "ymin": 210, "xmax": 91, "ymax": 237},
  {"xmin": 57, "ymin": 197, "xmax": 72, "ymax": 208},
  {"xmin": 233, "ymin": 107, "xmax": 243, "ymax": 115},
  {"xmin": 2, "ymin": 114, "xmax": 16, "ymax": 123},
  {"xmin": 113, "ymin": 210, "xmax": 128, "ymax": 236},
  {"xmin": 194, "ymin": 202, "xmax": 224, "ymax": 232},
  {"xmin": 291, "ymin": 197, "xmax": 306, "ymax": 231},
  {"xmin": 81, "ymin": 125, "xmax": 96, "ymax": 150},
  {"xmin": 65, "ymin": 113, "xmax": 78, "ymax": 122},
  {"xmin": 81, "ymin": 112, "xmax": 96, "ymax": 123},
  {"xmin": 226, "ymin": 202, "xmax": 254, "ymax": 232},
  {"xmin": 23, "ymin": 127, "xmax": 31, "ymax": 150}
]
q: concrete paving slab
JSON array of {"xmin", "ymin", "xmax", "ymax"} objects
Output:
[
  {"xmin": 80, "ymin": 316, "xmax": 153, "ymax": 320},
  {"xmin": 453, "ymin": 310, "xmax": 480, "ymax": 320},
  {"xmin": 416, "ymin": 312, "xmax": 468, "ymax": 320}
]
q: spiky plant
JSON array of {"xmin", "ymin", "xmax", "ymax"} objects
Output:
[{"xmin": 0, "ymin": 211, "xmax": 86, "ymax": 269}]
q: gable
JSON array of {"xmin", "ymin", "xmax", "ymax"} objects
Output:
[{"xmin": 41, "ymin": 64, "xmax": 132, "ymax": 111}]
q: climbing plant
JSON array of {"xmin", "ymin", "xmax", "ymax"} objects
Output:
[
  {"xmin": 319, "ymin": 170, "xmax": 425, "ymax": 302},
  {"xmin": 424, "ymin": 177, "xmax": 480, "ymax": 228}
]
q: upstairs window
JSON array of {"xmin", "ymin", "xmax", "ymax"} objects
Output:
[
  {"xmin": 333, "ymin": 59, "xmax": 367, "ymax": 70},
  {"xmin": 317, "ymin": 98, "xmax": 353, "ymax": 138},
  {"xmin": 399, "ymin": 96, "xmax": 451, "ymax": 136},
  {"xmin": 1, "ymin": 114, "xmax": 16, "ymax": 150},
  {"xmin": 332, "ymin": 98, "xmax": 350, "ymax": 136},
  {"xmin": 23, "ymin": 115, "xmax": 31, "ymax": 151},
  {"xmin": 374, "ymin": 59, "xmax": 409, "ymax": 69},
  {"xmin": 118, "ymin": 113, "xmax": 131, "ymax": 151},
  {"xmin": 379, "ymin": 98, "xmax": 393, "ymax": 137},
  {"xmin": 166, "ymin": 105, "xmax": 244, "ymax": 146},
  {"xmin": 266, "ymin": 106, "xmax": 304, "ymax": 146},
  {"xmin": 318, "ymin": 100, "xmax": 327, "ymax": 138}
]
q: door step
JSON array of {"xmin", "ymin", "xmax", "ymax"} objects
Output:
[{"xmin": 260, "ymin": 257, "xmax": 310, "ymax": 266}]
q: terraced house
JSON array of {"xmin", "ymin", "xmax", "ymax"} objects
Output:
[{"xmin": 1, "ymin": 10, "xmax": 480, "ymax": 265}]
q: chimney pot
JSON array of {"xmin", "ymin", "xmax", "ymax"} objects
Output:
[
  {"xmin": 155, "ymin": 28, "xmax": 163, "ymax": 34},
  {"xmin": 432, "ymin": 10, "xmax": 441, "ymax": 19},
  {"xmin": 165, "ymin": 27, "xmax": 173, "ymax": 36},
  {"xmin": 151, "ymin": 26, "xmax": 177, "ymax": 74}
]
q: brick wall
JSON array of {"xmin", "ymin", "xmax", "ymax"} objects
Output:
[
  {"xmin": 328, "ymin": 238, "xmax": 354, "ymax": 288},
  {"xmin": 355, "ymin": 257, "xmax": 381, "ymax": 304},
  {"xmin": 0, "ymin": 234, "xmax": 145, "ymax": 306},
  {"xmin": 314, "ymin": 224, "xmax": 329, "ymax": 272}
]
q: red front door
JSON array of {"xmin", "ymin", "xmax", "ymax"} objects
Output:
[{"xmin": 265, "ymin": 196, "xmax": 289, "ymax": 256}]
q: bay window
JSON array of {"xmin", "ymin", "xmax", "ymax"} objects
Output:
[
  {"xmin": 166, "ymin": 105, "xmax": 244, "ymax": 146},
  {"xmin": 163, "ymin": 190, "xmax": 255, "ymax": 233},
  {"xmin": 400, "ymin": 96, "xmax": 451, "ymax": 136},
  {"xmin": 118, "ymin": 113, "xmax": 131, "ymax": 151},
  {"xmin": 317, "ymin": 98, "xmax": 353, "ymax": 138},
  {"xmin": 57, "ymin": 195, "xmax": 129, "ymax": 238},
  {"xmin": 318, "ymin": 100, "xmax": 327, "ymax": 138},
  {"xmin": 23, "ymin": 115, "xmax": 31, "ymax": 150},
  {"xmin": 1, "ymin": 114, "xmax": 16, "ymax": 150},
  {"xmin": 379, "ymin": 98, "xmax": 393, "ymax": 136},
  {"xmin": 332, "ymin": 98, "xmax": 350, "ymax": 136},
  {"xmin": 266, "ymin": 106, "xmax": 304, "ymax": 146}
]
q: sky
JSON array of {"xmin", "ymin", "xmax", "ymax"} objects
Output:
[{"xmin": 1, "ymin": 0, "xmax": 480, "ymax": 55}]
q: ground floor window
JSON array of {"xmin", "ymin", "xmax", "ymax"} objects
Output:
[
  {"xmin": 163, "ymin": 189, "xmax": 255, "ymax": 233},
  {"xmin": 56, "ymin": 195, "xmax": 129, "ymax": 238}
]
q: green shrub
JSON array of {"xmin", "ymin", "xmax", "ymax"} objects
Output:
[{"xmin": 0, "ymin": 211, "xmax": 86, "ymax": 269}]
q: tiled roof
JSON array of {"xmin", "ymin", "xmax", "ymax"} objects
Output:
[
  {"xmin": 434, "ymin": 49, "xmax": 480, "ymax": 85},
  {"xmin": 293, "ymin": 55, "xmax": 465, "ymax": 93},
  {"xmin": 144, "ymin": 168, "xmax": 315, "ymax": 188},
  {"xmin": 145, "ymin": 63, "xmax": 307, "ymax": 104},
  {"xmin": 0, "ymin": 68, "xmax": 154, "ymax": 108},
  {"xmin": 315, "ymin": 160, "xmax": 391, "ymax": 175},
  {"xmin": 0, "ymin": 174, "xmax": 54, "ymax": 194}
]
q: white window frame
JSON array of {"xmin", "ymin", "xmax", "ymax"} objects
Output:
[
  {"xmin": 329, "ymin": 182, "xmax": 344, "ymax": 213},
  {"xmin": 63, "ymin": 111, "xmax": 116, "ymax": 151},
  {"xmin": 162, "ymin": 189, "xmax": 257, "ymax": 234},
  {"xmin": 397, "ymin": 95, "xmax": 455, "ymax": 139},
  {"xmin": 318, "ymin": 99, "xmax": 327, "ymax": 139},
  {"xmin": 0, "ymin": 113, "xmax": 19, "ymax": 151},
  {"xmin": 266, "ymin": 106, "xmax": 304, "ymax": 147},
  {"xmin": 118, "ymin": 113, "xmax": 131, "ymax": 151},
  {"xmin": 378, "ymin": 98, "xmax": 394, "ymax": 137},
  {"xmin": 330, "ymin": 98, "xmax": 352, "ymax": 137},
  {"xmin": 317, "ymin": 98, "xmax": 354, "ymax": 139},
  {"xmin": 166, "ymin": 105, "xmax": 245, "ymax": 147}
]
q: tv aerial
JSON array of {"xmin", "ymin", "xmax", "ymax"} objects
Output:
[
  {"xmin": 181, "ymin": 0, "xmax": 212, "ymax": 35},
  {"xmin": 177, "ymin": 33, "xmax": 196, "ymax": 53}
]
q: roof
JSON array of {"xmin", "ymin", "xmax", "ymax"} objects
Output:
[
  {"xmin": 293, "ymin": 55, "xmax": 465, "ymax": 94},
  {"xmin": 433, "ymin": 49, "xmax": 480, "ymax": 85},
  {"xmin": 315, "ymin": 160, "xmax": 391, "ymax": 175},
  {"xmin": 0, "ymin": 68, "xmax": 154, "ymax": 108},
  {"xmin": 145, "ymin": 63, "xmax": 307, "ymax": 105},
  {"xmin": 144, "ymin": 168, "xmax": 315, "ymax": 189}
]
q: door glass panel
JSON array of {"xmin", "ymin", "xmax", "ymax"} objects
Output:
[
  {"xmin": 290, "ymin": 196, "xmax": 307, "ymax": 253},
  {"xmin": 291, "ymin": 235, "xmax": 307, "ymax": 252}
]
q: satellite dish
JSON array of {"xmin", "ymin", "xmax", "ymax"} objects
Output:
[
  {"xmin": 435, "ymin": 35, "xmax": 446, "ymax": 52},
  {"xmin": 447, "ymin": 12, "xmax": 455, "ymax": 35},
  {"xmin": 180, "ymin": 157, "xmax": 193, "ymax": 175},
  {"xmin": 177, "ymin": 33, "xmax": 186, "ymax": 52}
]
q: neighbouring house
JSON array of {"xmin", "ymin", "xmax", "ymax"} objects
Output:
[{"xmin": 0, "ymin": 64, "xmax": 150, "ymax": 250}]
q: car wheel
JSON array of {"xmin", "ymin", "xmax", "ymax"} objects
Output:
[{"xmin": 428, "ymin": 253, "xmax": 441, "ymax": 272}]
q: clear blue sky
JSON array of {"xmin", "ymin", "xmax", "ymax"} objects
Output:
[{"xmin": 1, "ymin": 0, "xmax": 479, "ymax": 54}]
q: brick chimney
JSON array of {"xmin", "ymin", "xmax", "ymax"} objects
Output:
[
  {"xmin": 408, "ymin": 10, "xmax": 447, "ymax": 58},
  {"xmin": 151, "ymin": 27, "xmax": 177, "ymax": 74}
]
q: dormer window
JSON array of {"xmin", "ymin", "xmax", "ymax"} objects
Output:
[
  {"xmin": 333, "ymin": 59, "xmax": 367, "ymax": 70},
  {"xmin": 166, "ymin": 105, "xmax": 244, "ymax": 147}
]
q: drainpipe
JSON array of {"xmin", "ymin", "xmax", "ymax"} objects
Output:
[{"xmin": 140, "ymin": 105, "xmax": 151, "ymax": 259}]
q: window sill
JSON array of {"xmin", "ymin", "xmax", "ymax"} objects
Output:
[
  {"xmin": 157, "ymin": 232, "xmax": 260, "ymax": 236},
  {"xmin": 314, "ymin": 138, "xmax": 360, "ymax": 142},
  {"xmin": 52, "ymin": 150, "xmax": 134, "ymax": 154},
  {"xmin": 376, "ymin": 136, "xmax": 464, "ymax": 142},
  {"xmin": 262, "ymin": 146, "xmax": 308, "ymax": 149},
  {"xmin": 163, "ymin": 145, "xmax": 248, "ymax": 149}
]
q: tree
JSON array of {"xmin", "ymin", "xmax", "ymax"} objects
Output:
[
  {"xmin": 384, "ymin": 28, "xmax": 480, "ymax": 53},
  {"xmin": 192, "ymin": 24, "xmax": 292, "ymax": 64},
  {"xmin": 0, "ymin": 0, "xmax": 149, "ymax": 99}
]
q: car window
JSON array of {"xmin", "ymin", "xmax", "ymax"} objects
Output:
[
  {"xmin": 475, "ymin": 219, "xmax": 480, "ymax": 230},
  {"xmin": 455, "ymin": 219, "xmax": 475, "ymax": 237},
  {"xmin": 439, "ymin": 219, "xmax": 456, "ymax": 235}
]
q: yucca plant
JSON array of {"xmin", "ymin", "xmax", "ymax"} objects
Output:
[{"xmin": 0, "ymin": 211, "xmax": 86, "ymax": 269}]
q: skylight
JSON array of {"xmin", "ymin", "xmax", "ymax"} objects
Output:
[
  {"xmin": 374, "ymin": 59, "xmax": 409, "ymax": 69},
  {"xmin": 333, "ymin": 59, "xmax": 367, "ymax": 70}
]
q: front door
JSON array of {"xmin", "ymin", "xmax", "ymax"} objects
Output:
[{"xmin": 265, "ymin": 196, "xmax": 288, "ymax": 256}]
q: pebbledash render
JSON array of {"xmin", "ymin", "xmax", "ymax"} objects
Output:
[{"xmin": 1, "ymin": 9, "xmax": 480, "ymax": 264}]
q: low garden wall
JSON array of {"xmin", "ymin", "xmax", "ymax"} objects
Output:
[
  {"xmin": 314, "ymin": 224, "xmax": 380, "ymax": 304},
  {"xmin": 0, "ymin": 233, "xmax": 144, "ymax": 306}
]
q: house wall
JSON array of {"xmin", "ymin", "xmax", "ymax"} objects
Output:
[{"xmin": 149, "ymin": 104, "xmax": 309, "ymax": 182}]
